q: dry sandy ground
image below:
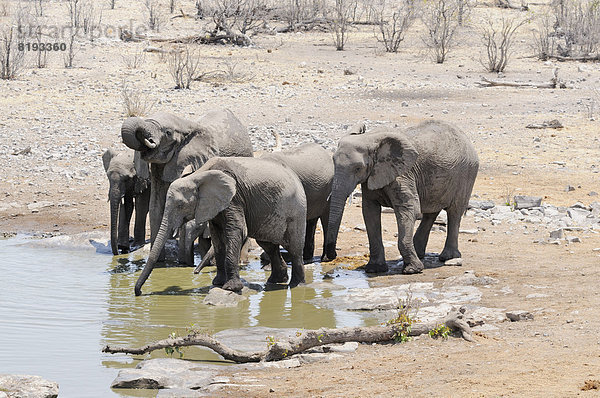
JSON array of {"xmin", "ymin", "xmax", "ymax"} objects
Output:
[{"xmin": 1, "ymin": 1, "xmax": 600, "ymax": 396}]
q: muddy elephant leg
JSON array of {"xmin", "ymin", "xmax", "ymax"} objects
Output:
[
  {"xmin": 118, "ymin": 195, "xmax": 134, "ymax": 253},
  {"xmin": 362, "ymin": 193, "xmax": 387, "ymax": 273},
  {"xmin": 413, "ymin": 211, "xmax": 440, "ymax": 259},
  {"xmin": 177, "ymin": 221, "xmax": 198, "ymax": 266},
  {"xmin": 439, "ymin": 206, "xmax": 462, "ymax": 262},
  {"xmin": 303, "ymin": 218, "xmax": 318, "ymax": 264},
  {"xmin": 258, "ymin": 241, "xmax": 288, "ymax": 284},
  {"xmin": 133, "ymin": 188, "xmax": 150, "ymax": 248},
  {"xmin": 220, "ymin": 210, "xmax": 245, "ymax": 293},
  {"xmin": 394, "ymin": 205, "xmax": 423, "ymax": 274},
  {"xmin": 198, "ymin": 237, "xmax": 212, "ymax": 261}
]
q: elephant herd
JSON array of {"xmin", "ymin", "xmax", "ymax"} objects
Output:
[{"xmin": 102, "ymin": 108, "xmax": 479, "ymax": 296}]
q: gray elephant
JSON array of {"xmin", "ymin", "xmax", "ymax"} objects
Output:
[
  {"xmin": 102, "ymin": 148, "xmax": 150, "ymax": 255},
  {"xmin": 134, "ymin": 157, "xmax": 307, "ymax": 296},
  {"xmin": 120, "ymin": 108, "xmax": 253, "ymax": 264},
  {"xmin": 261, "ymin": 143, "xmax": 333, "ymax": 262},
  {"xmin": 323, "ymin": 120, "xmax": 479, "ymax": 274}
]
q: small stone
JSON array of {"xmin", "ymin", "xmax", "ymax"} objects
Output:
[
  {"xmin": 549, "ymin": 229, "xmax": 564, "ymax": 239},
  {"xmin": 401, "ymin": 101, "xmax": 409, "ymax": 107},
  {"xmin": 444, "ymin": 258, "xmax": 463, "ymax": 266},
  {"xmin": 468, "ymin": 200, "xmax": 495, "ymax": 210},
  {"xmin": 566, "ymin": 236, "xmax": 581, "ymax": 243},
  {"xmin": 513, "ymin": 196, "xmax": 542, "ymax": 210},
  {"xmin": 0, "ymin": 375, "xmax": 59, "ymax": 398},
  {"xmin": 506, "ymin": 310, "xmax": 534, "ymax": 321},
  {"xmin": 565, "ymin": 185, "xmax": 576, "ymax": 192},
  {"xmin": 589, "ymin": 191, "xmax": 598, "ymax": 196},
  {"xmin": 566, "ymin": 319, "xmax": 574, "ymax": 324},
  {"xmin": 203, "ymin": 288, "xmax": 247, "ymax": 307},
  {"xmin": 526, "ymin": 293, "xmax": 549, "ymax": 299},
  {"xmin": 353, "ymin": 224, "xmax": 366, "ymax": 231},
  {"xmin": 459, "ymin": 229, "xmax": 478, "ymax": 235}
]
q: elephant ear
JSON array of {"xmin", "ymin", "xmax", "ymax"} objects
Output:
[
  {"xmin": 102, "ymin": 148, "xmax": 118, "ymax": 172},
  {"xmin": 133, "ymin": 151, "xmax": 150, "ymax": 194},
  {"xmin": 193, "ymin": 170, "xmax": 237, "ymax": 224},
  {"xmin": 367, "ymin": 133, "xmax": 419, "ymax": 191}
]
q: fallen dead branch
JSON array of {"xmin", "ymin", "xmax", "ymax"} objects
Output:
[
  {"xmin": 526, "ymin": 119, "xmax": 563, "ymax": 129},
  {"xmin": 103, "ymin": 308, "xmax": 473, "ymax": 363},
  {"xmin": 120, "ymin": 29, "xmax": 251, "ymax": 47},
  {"xmin": 547, "ymin": 54, "xmax": 600, "ymax": 62},
  {"xmin": 476, "ymin": 68, "xmax": 566, "ymax": 89}
]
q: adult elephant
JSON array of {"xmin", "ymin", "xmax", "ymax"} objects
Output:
[
  {"xmin": 102, "ymin": 148, "xmax": 150, "ymax": 255},
  {"xmin": 322, "ymin": 120, "xmax": 479, "ymax": 274},
  {"xmin": 120, "ymin": 109, "xmax": 254, "ymax": 262},
  {"xmin": 134, "ymin": 157, "xmax": 307, "ymax": 296}
]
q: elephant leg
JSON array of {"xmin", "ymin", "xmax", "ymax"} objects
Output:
[
  {"xmin": 394, "ymin": 206, "xmax": 423, "ymax": 275},
  {"xmin": 413, "ymin": 211, "xmax": 440, "ymax": 259},
  {"xmin": 362, "ymin": 195, "xmax": 387, "ymax": 273},
  {"xmin": 258, "ymin": 241, "xmax": 288, "ymax": 284},
  {"xmin": 133, "ymin": 188, "xmax": 150, "ymax": 248},
  {"xmin": 118, "ymin": 196, "xmax": 134, "ymax": 253},
  {"xmin": 198, "ymin": 237, "xmax": 212, "ymax": 262},
  {"xmin": 221, "ymin": 211, "xmax": 245, "ymax": 293},
  {"xmin": 319, "ymin": 204, "xmax": 332, "ymax": 260},
  {"xmin": 177, "ymin": 221, "xmax": 197, "ymax": 266},
  {"xmin": 303, "ymin": 218, "xmax": 318, "ymax": 264},
  {"xmin": 209, "ymin": 223, "xmax": 227, "ymax": 287},
  {"xmin": 439, "ymin": 206, "xmax": 463, "ymax": 262}
]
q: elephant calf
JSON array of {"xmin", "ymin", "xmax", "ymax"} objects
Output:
[
  {"xmin": 324, "ymin": 120, "xmax": 479, "ymax": 274},
  {"xmin": 134, "ymin": 157, "xmax": 307, "ymax": 296},
  {"xmin": 102, "ymin": 148, "xmax": 150, "ymax": 255}
]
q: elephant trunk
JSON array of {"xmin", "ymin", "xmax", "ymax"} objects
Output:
[
  {"xmin": 109, "ymin": 185, "xmax": 121, "ymax": 256},
  {"xmin": 323, "ymin": 178, "xmax": 354, "ymax": 262},
  {"xmin": 135, "ymin": 215, "xmax": 172, "ymax": 296},
  {"xmin": 121, "ymin": 117, "xmax": 157, "ymax": 151}
]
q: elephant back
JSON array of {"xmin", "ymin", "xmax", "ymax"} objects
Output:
[{"xmin": 199, "ymin": 109, "xmax": 254, "ymax": 158}]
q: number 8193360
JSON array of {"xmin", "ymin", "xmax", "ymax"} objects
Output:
[{"xmin": 18, "ymin": 43, "xmax": 67, "ymax": 51}]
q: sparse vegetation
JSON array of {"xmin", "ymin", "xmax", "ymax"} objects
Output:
[
  {"xmin": 330, "ymin": 0, "xmax": 355, "ymax": 50},
  {"xmin": 121, "ymin": 82, "xmax": 155, "ymax": 117},
  {"xmin": 374, "ymin": 0, "xmax": 419, "ymax": 53},
  {"xmin": 0, "ymin": 27, "xmax": 25, "ymax": 79},
  {"xmin": 480, "ymin": 15, "xmax": 528, "ymax": 72},
  {"xmin": 551, "ymin": 0, "xmax": 600, "ymax": 58},
  {"xmin": 428, "ymin": 324, "xmax": 451, "ymax": 339},
  {"xmin": 385, "ymin": 293, "xmax": 418, "ymax": 343},
  {"xmin": 421, "ymin": 0, "xmax": 462, "ymax": 63},
  {"xmin": 145, "ymin": 0, "xmax": 163, "ymax": 32},
  {"xmin": 122, "ymin": 50, "xmax": 146, "ymax": 69},
  {"xmin": 168, "ymin": 45, "xmax": 201, "ymax": 89}
]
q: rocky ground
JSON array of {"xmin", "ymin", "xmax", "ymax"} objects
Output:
[{"xmin": 1, "ymin": 0, "xmax": 600, "ymax": 396}]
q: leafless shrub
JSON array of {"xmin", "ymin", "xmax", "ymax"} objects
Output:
[
  {"xmin": 330, "ymin": 0, "xmax": 355, "ymax": 50},
  {"xmin": 67, "ymin": 0, "xmax": 82, "ymax": 28},
  {"xmin": 0, "ymin": 27, "xmax": 26, "ymax": 79},
  {"xmin": 168, "ymin": 45, "xmax": 201, "ymax": 89},
  {"xmin": 480, "ymin": 15, "xmax": 528, "ymax": 73},
  {"xmin": 122, "ymin": 50, "xmax": 146, "ymax": 69},
  {"xmin": 374, "ymin": 0, "xmax": 419, "ymax": 53},
  {"xmin": 531, "ymin": 12, "xmax": 555, "ymax": 60},
  {"xmin": 34, "ymin": 26, "xmax": 47, "ymax": 68},
  {"xmin": 582, "ymin": 87, "xmax": 600, "ymax": 120},
  {"xmin": 210, "ymin": 0, "xmax": 270, "ymax": 36},
  {"xmin": 109, "ymin": 0, "xmax": 116, "ymax": 10},
  {"xmin": 81, "ymin": 0, "xmax": 102, "ymax": 40},
  {"xmin": 34, "ymin": 0, "xmax": 43, "ymax": 17},
  {"xmin": 421, "ymin": 0, "xmax": 461, "ymax": 63},
  {"xmin": 282, "ymin": 0, "xmax": 329, "ymax": 31},
  {"xmin": 0, "ymin": 1, "xmax": 10, "ymax": 17},
  {"xmin": 122, "ymin": 82, "xmax": 155, "ymax": 117},
  {"xmin": 145, "ymin": 0, "xmax": 163, "ymax": 32},
  {"xmin": 196, "ymin": 1, "xmax": 204, "ymax": 18},
  {"xmin": 63, "ymin": 28, "xmax": 77, "ymax": 67},
  {"xmin": 550, "ymin": 0, "xmax": 600, "ymax": 57}
]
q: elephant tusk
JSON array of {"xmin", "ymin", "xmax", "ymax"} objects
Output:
[{"xmin": 144, "ymin": 138, "xmax": 157, "ymax": 149}]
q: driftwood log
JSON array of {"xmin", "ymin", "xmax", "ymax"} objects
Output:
[
  {"xmin": 477, "ymin": 68, "xmax": 566, "ymax": 89},
  {"xmin": 120, "ymin": 29, "xmax": 251, "ymax": 46},
  {"xmin": 526, "ymin": 119, "xmax": 563, "ymax": 129},
  {"xmin": 103, "ymin": 309, "xmax": 473, "ymax": 363},
  {"xmin": 548, "ymin": 54, "xmax": 600, "ymax": 62}
]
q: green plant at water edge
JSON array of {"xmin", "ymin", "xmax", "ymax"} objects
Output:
[
  {"xmin": 428, "ymin": 324, "xmax": 451, "ymax": 339},
  {"xmin": 385, "ymin": 292, "xmax": 418, "ymax": 343},
  {"xmin": 164, "ymin": 332, "xmax": 185, "ymax": 359},
  {"xmin": 266, "ymin": 335, "xmax": 277, "ymax": 348}
]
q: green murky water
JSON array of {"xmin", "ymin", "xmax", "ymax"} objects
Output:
[{"xmin": 0, "ymin": 234, "xmax": 374, "ymax": 397}]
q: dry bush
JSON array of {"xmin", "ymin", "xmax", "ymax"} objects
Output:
[
  {"xmin": 109, "ymin": 0, "xmax": 116, "ymax": 10},
  {"xmin": 281, "ymin": 0, "xmax": 329, "ymax": 30},
  {"xmin": 550, "ymin": 0, "xmax": 600, "ymax": 57},
  {"xmin": 122, "ymin": 82, "xmax": 155, "ymax": 117},
  {"xmin": 0, "ymin": 1, "xmax": 10, "ymax": 17},
  {"xmin": 209, "ymin": 0, "xmax": 270, "ymax": 35},
  {"xmin": 531, "ymin": 12, "xmax": 555, "ymax": 60},
  {"xmin": 33, "ymin": 25, "xmax": 47, "ymax": 68},
  {"xmin": 480, "ymin": 15, "xmax": 528, "ymax": 72},
  {"xmin": 66, "ymin": 0, "xmax": 82, "ymax": 27},
  {"xmin": 0, "ymin": 27, "xmax": 26, "ymax": 79},
  {"xmin": 122, "ymin": 50, "xmax": 146, "ymax": 69},
  {"xmin": 63, "ymin": 29, "xmax": 77, "ymax": 67},
  {"xmin": 330, "ymin": 0, "xmax": 356, "ymax": 50},
  {"xmin": 168, "ymin": 45, "xmax": 201, "ymax": 89},
  {"xmin": 421, "ymin": 0, "xmax": 461, "ymax": 63},
  {"xmin": 145, "ymin": 0, "xmax": 163, "ymax": 32},
  {"xmin": 374, "ymin": 0, "xmax": 419, "ymax": 53},
  {"xmin": 169, "ymin": 0, "xmax": 176, "ymax": 13}
]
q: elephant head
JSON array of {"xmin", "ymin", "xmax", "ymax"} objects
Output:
[
  {"xmin": 103, "ymin": 149, "xmax": 150, "ymax": 255},
  {"xmin": 134, "ymin": 169, "xmax": 236, "ymax": 296},
  {"xmin": 323, "ymin": 129, "xmax": 418, "ymax": 261},
  {"xmin": 121, "ymin": 112, "xmax": 212, "ymax": 182}
]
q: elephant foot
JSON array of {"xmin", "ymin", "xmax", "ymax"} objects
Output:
[
  {"xmin": 260, "ymin": 251, "xmax": 270, "ymax": 265},
  {"xmin": 402, "ymin": 261, "xmax": 424, "ymax": 275},
  {"xmin": 223, "ymin": 278, "xmax": 244, "ymax": 293},
  {"xmin": 321, "ymin": 245, "xmax": 337, "ymax": 262},
  {"xmin": 365, "ymin": 262, "xmax": 388, "ymax": 273},
  {"xmin": 212, "ymin": 272, "xmax": 227, "ymax": 287},
  {"xmin": 118, "ymin": 245, "xmax": 130, "ymax": 254},
  {"xmin": 439, "ymin": 247, "xmax": 461, "ymax": 263},
  {"xmin": 267, "ymin": 268, "xmax": 289, "ymax": 284},
  {"xmin": 303, "ymin": 256, "xmax": 315, "ymax": 265},
  {"xmin": 288, "ymin": 276, "xmax": 305, "ymax": 288}
]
